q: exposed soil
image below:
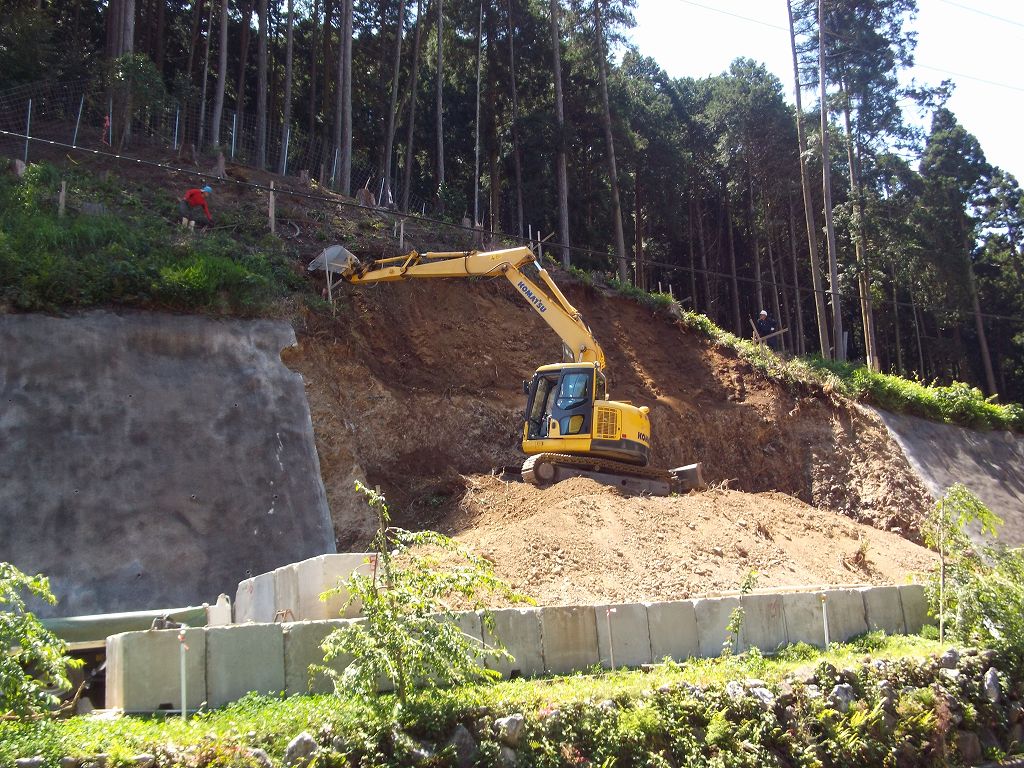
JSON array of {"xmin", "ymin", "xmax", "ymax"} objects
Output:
[
  {"xmin": 448, "ymin": 475, "xmax": 937, "ymax": 607},
  {"xmin": 283, "ymin": 272, "xmax": 936, "ymax": 606}
]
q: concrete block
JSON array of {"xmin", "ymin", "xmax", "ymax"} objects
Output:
[
  {"xmin": 235, "ymin": 571, "xmax": 276, "ymax": 624},
  {"xmin": 274, "ymin": 565, "xmax": 299, "ymax": 622},
  {"xmin": 206, "ymin": 624, "xmax": 285, "ymax": 707},
  {"xmin": 694, "ymin": 596, "xmax": 740, "ymax": 658},
  {"xmin": 106, "ymin": 628, "xmax": 207, "ymax": 712},
  {"xmin": 899, "ymin": 584, "xmax": 932, "ymax": 633},
  {"xmin": 540, "ymin": 606, "xmax": 599, "ymax": 674},
  {"xmin": 862, "ymin": 586, "xmax": 907, "ymax": 635},
  {"xmin": 283, "ymin": 620, "xmax": 355, "ymax": 695},
  {"xmin": 782, "ymin": 592, "xmax": 827, "ymax": 648},
  {"xmin": 822, "ymin": 589, "xmax": 868, "ymax": 643},
  {"xmin": 206, "ymin": 594, "xmax": 232, "ymax": 626},
  {"xmin": 482, "ymin": 607, "xmax": 544, "ymax": 678},
  {"xmin": 646, "ymin": 600, "xmax": 699, "ymax": 662},
  {"xmin": 293, "ymin": 553, "xmax": 376, "ymax": 620},
  {"xmin": 595, "ymin": 604, "xmax": 652, "ymax": 669},
  {"xmin": 739, "ymin": 593, "xmax": 788, "ymax": 653}
]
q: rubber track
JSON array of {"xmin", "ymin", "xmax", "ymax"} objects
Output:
[{"xmin": 521, "ymin": 452, "xmax": 674, "ymax": 484}]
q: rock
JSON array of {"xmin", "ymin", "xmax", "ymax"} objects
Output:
[
  {"xmin": 82, "ymin": 755, "xmax": 108, "ymax": 768},
  {"xmin": 983, "ymin": 668, "xmax": 1001, "ymax": 703},
  {"xmin": 779, "ymin": 705, "xmax": 796, "ymax": 726},
  {"xmin": 10, "ymin": 159, "xmax": 27, "ymax": 177},
  {"xmin": 804, "ymin": 684, "xmax": 822, "ymax": 700},
  {"xmin": 939, "ymin": 648, "xmax": 960, "ymax": 669},
  {"xmin": 598, "ymin": 699, "xmax": 617, "ymax": 711},
  {"xmin": 711, "ymin": 547, "xmax": 724, "ymax": 557},
  {"xmin": 284, "ymin": 732, "xmax": 317, "ymax": 767},
  {"xmin": 498, "ymin": 746, "xmax": 517, "ymax": 768},
  {"xmin": 1009, "ymin": 703, "xmax": 1024, "ymax": 724},
  {"xmin": 749, "ymin": 688, "xmax": 775, "ymax": 710},
  {"xmin": 743, "ymin": 679, "xmax": 767, "ymax": 689},
  {"xmin": 876, "ymin": 681, "xmax": 897, "ymax": 712},
  {"xmin": 76, "ymin": 697, "xmax": 95, "ymax": 715},
  {"xmin": 979, "ymin": 727, "xmax": 1000, "ymax": 753},
  {"xmin": 815, "ymin": 662, "xmax": 838, "ymax": 684},
  {"xmin": 1008, "ymin": 723, "xmax": 1024, "ymax": 749},
  {"xmin": 962, "ymin": 647, "xmax": 979, "ymax": 657},
  {"xmin": 726, "ymin": 681, "xmax": 745, "ymax": 700},
  {"xmin": 15, "ymin": 758, "xmax": 44, "ymax": 768},
  {"xmin": 828, "ymin": 684, "xmax": 857, "ymax": 713},
  {"xmin": 128, "ymin": 755, "xmax": 155, "ymax": 768},
  {"xmin": 446, "ymin": 724, "xmax": 479, "ymax": 768},
  {"xmin": 956, "ymin": 730, "xmax": 982, "ymax": 765},
  {"xmin": 939, "ymin": 668, "xmax": 961, "ymax": 683},
  {"xmin": 776, "ymin": 681, "xmax": 795, "ymax": 708},
  {"xmin": 60, "ymin": 759, "xmax": 81, "ymax": 768},
  {"xmin": 979, "ymin": 649, "xmax": 997, "ymax": 666},
  {"xmin": 249, "ymin": 749, "xmax": 274, "ymax": 768},
  {"xmin": 495, "ymin": 714, "xmax": 526, "ymax": 748}
]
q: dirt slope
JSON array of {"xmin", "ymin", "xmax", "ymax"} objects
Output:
[
  {"xmin": 285, "ymin": 273, "xmax": 932, "ymax": 560},
  {"xmin": 448, "ymin": 476, "xmax": 936, "ymax": 606}
]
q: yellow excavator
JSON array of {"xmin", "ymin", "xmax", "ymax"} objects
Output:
[{"xmin": 312, "ymin": 244, "xmax": 704, "ymax": 496}]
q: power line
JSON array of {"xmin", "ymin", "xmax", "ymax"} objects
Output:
[
  {"xmin": 670, "ymin": 0, "xmax": 786, "ymax": 31},
  {"xmin": 935, "ymin": 0, "xmax": 1024, "ymax": 29}
]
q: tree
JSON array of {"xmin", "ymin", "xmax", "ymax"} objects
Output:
[
  {"xmin": 255, "ymin": 0, "xmax": 268, "ymax": 168},
  {"xmin": 1, "ymin": 563, "xmax": 81, "ymax": 719},
  {"xmin": 210, "ymin": 0, "xmax": 229, "ymax": 149},
  {"xmin": 549, "ymin": 0, "xmax": 570, "ymax": 265},
  {"xmin": 818, "ymin": 0, "xmax": 844, "ymax": 360},
  {"xmin": 400, "ymin": 0, "xmax": 424, "ymax": 212},
  {"xmin": 279, "ymin": 0, "xmax": 295, "ymax": 174},
  {"xmin": 434, "ymin": 0, "xmax": 445, "ymax": 209},
  {"xmin": 318, "ymin": 483, "xmax": 528, "ymax": 708}
]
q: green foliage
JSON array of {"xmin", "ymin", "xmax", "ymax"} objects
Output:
[
  {"xmin": 318, "ymin": 482, "xmax": 531, "ymax": 708},
  {"xmin": 0, "ymin": 164, "xmax": 304, "ymax": 314},
  {"xmin": 721, "ymin": 571, "xmax": 759, "ymax": 657},
  {"xmin": 924, "ymin": 485, "xmax": 1024, "ymax": 655},
  {"xmin": 0, "ymin": 563, "xmax": 81, "ymax": 719}
]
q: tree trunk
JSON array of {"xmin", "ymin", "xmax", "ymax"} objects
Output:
[
  {"xmin": 340, "ymin": 0, "xmax": 353, "ymax": 195},
  {"xmin": 749, "ymin": 180, "xmax": 763, "ymax": 311},
  {"xmin": 841, "ymin": 82, "xmax": 879, "ymax": 370},
  {"xmin": 306, "ymin": 0, "xmax": 319, "ymax": 138},
  {"xmin": 235, "ymin": 0, "xmax": 254, "ymax": 115},
  {"xmin": 635, "ymin": 172, "xmax": 644, "ymax": 290},
  {"xmin": 155, "ymin": 0, "xmax": 165, "ymax": 75},
  {"xmin": 401, "ymin": 0, "xmax": 424, "ymax": 212},
  {"xmin": 891, "ymin": 260, "xmax": 903, "ymax": 374},
  {"xmin": 968, "ymin": 255, "xmax": 997, "ymax": 395},
  {"xmin": 322, "ymin": 0, "xmax": 334, "ymax": 146},
  {"xmin": 767, "ymin": 228, "xmax": 785, "ymax": 352},
  {"xmin": 255, "ymin": 0, "xmax": 268, "ymax": 168},
  {"xmin": 550, "ymin": 0, "xmax": 570, "ymax": 266},
  {"xmin": 787, "ymin": 191, "xmax": 806, "ymax": 355},
  {"xmin": 211, "ymin": 0, "xmax": 229, "ymax": 148},
  {"xmin": 278, "ymin": 0, "xmax": 295, "ymax": 174},
  {"xmin": 593, "ymin": 0, "xmax": 628, "ymax": 283},
  {"xmin": 695, "ymin": 192, "xmax": 712, "ymax": 318},
  {"xmin": 198, "ymin": 0, "xmax": 215, "ymax": 151},
  {"xmin": 725, "ymin": 193, "xmax": 741, "ymax": 335},
  {"xmin": 381, "ymin": 0, "xmax": 406, "ymax": 207},
  {"xmin": 787, "ymin": 0, "xmax": 829, "ymax": 358},
  {"xmin": 819, "ymin": 0, "xmax": 844, "ymax": 360},
  {"xmin": 105, "ymin": 0, "xmax": 135, "ymax": 58},
  {"xmin": 686, "ymin": 199, "xmax": 698, "ymax": 308},
  {"xmin": 507, "ymin": 0, "xmax": 524, "ymax": 237},
  {"xmin": 473, "ymin": 0, "xmax": 483, "ymax": 224},
  {"xmin": 435, "ymin": 0, "xmax": 445, "ymax": 206}
]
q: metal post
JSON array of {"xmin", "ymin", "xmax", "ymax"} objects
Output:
[
  {"xmin": 331, "ymin": 147, "xmax": 339, "ymax": 187},
  {"xmin": 399, "ymin": 220, "xmax": 405, "ymax": 249},
  {"xmin": 178, "ymin": 628, "xmax": 188, "ymax": 720},
  {"xmin": 280, "ymin": 125, "xmax": 290, "ymax": 176},
  {"xmin": 821, "ymin": 593, "xmax": 830, "ymax": 646},
  {"xmin": 230, "ymin": 112, "xmax": 237, "ymax": 159},
  {"xmin": 605, "ymin": 607, "xmax": 617, "ymax": 670},
  {"xmin": 23, "ymin": 99, "xmax": 32, "ymax": 164},
  {"xmin": 72, "ymin": 94, "xmax": 84, "ymax": 147},
  {"xmin": 173, "ymin": 107, "xmax": 180, "ymax": 150},
  {"xmin": 269, "ymin": 181, "xmax": 276, "ymax": 234},
  {"xmin": 108, "ymin": 97, "xmax": 113, "ymax": 146}
]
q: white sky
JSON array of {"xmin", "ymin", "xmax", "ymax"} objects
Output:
[{"xmin": 627, "ymin": 0, "xmax": 1024, "ymax": 181}]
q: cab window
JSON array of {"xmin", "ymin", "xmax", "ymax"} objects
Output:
[
  {"xmin": 595, "ymin": 370, "xmax": 607, "ymax": 401},
  {"xmin": 556, "ymin": 372, "xmax": 590, "ymax": 410}
]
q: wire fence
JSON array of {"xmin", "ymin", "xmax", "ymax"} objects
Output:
[{"xmin": 0, "ymin": 78, "xmax": 435, "ymax": 215}]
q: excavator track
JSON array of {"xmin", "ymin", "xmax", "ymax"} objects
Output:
[{"xmin": 521, "ymin": 453, "xmax": 705, "ymax": 497}]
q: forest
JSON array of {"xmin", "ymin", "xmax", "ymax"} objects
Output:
[{"xmin": 2, "ymin": 0, "xmax": 1023, "ymax": 401}]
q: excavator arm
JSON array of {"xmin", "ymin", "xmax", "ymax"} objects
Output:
[{"xmin": 335, "ymin": 246, "xmax": 605, "ymax": 368}]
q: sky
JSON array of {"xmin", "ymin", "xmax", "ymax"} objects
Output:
[{"xmin": 627, "ymin": 0, "xmax": 1024, "ymax": 182}]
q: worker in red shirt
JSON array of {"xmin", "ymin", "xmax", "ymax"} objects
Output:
[{"xmin": 180, "ymin": 185, "xmax": 213, "ymax": 226}]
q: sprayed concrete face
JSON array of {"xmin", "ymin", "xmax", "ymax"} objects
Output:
[{"xmin": 0, "ymin": 311, "xmax": 335, "ymax": 617}]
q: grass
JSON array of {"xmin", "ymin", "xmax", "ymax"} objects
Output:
[
  {"xmin": 0, "ymin": 162, "xmax": 308, "ymax": 315},
  {"xmin": 0, "ymin": 633, "xmax": 947, "ymax": 766}
]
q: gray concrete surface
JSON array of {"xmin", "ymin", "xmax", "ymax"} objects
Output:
[
  {"xmin": 0, "ymin": 311, "xmax": 335, "ymax": 617},
  {"xmin": 871, "ymin": 407, "xmax": 1024, "ymax": 546},
  {"xmin": 206, "ymin": 624, "xmax": 285, "ymax": 707},
  {"xmin": 862, "ymin": 586, "xmax": 906, "ymax": 635},
  {"xmin": 694, "ymin": 596, "xmax": 740, "ymax": 657},
  {"xmin": 540, "ymin": 605, "xmax": 600, "ymax": 674},
  {"xmin": 822, "ymin": 589, "xmax": 868, "ymax": 643},
  {"xmin": 282, "ymin": 619, "xmax": 355, "ymax": 695},
  {"xmin": 739, "ymin": 593, "xmax": 788, "ymax": 653},
  {"xmin": 595, "ymin": 603, "xmax": 652, "ymax": 669},
  {"xmin": 482, "ymin": 607, "xmax": 544, "ymax": 678},
  {"xmin": 106, "ymin": 627, "xmax": 207, "ymax": 712},
  {"xmin": 782, "ymin": 592, "xmax": 827, "ymax": 647},
  {"xmin": 899, "ymin": 584, "xmax": 931, "ymax": 633},
  {"xmin": 646, "ymin": 600, "xmax": 699, "ymax": 662}
]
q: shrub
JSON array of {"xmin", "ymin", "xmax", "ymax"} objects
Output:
[{"xmin": 0, "ymin": 563, "xmax": 81, "ymax": 719}]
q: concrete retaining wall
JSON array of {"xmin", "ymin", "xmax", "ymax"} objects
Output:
[
  {"xmin": 235, "ymin": 554, "xmax": 375, "ymax": 623},
  {"xmin": 106, "ymin": 584, "xmax": 932, "ymax": 711}
]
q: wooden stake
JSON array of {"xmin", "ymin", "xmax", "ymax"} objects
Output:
[
  {"xmin": 58, "ymin": 181, "xmax": 66, "ymax": 218},
  {"xmin": 399, "ymin": 220, "xmax": 405, "ymax": 249},
  {"xmin": 269, "ymin": 181, "xmax": 276, "ymax": 234}
]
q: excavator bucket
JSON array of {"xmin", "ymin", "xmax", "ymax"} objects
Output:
[{"xmin": 308, "ymin": 244, "xmax": 362, "ymax": 279}]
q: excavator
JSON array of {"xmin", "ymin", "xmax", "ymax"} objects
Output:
[{"xmin": 311, "ymin": 244, "xmax": 704, "ymax": 496}]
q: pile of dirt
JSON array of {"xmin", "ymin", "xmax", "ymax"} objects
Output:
[
  {"xmin": 445, "ymin": 475, "xmax": 936, "ymax": 606},
  {"xmin": 285, "ymin": 274, "xmax": 932, "ymax": 553}
]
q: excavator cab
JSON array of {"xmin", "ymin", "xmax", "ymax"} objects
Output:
[{"xmin": 522, "ymin": 362, "xmax": 650, "ymax": 467}]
